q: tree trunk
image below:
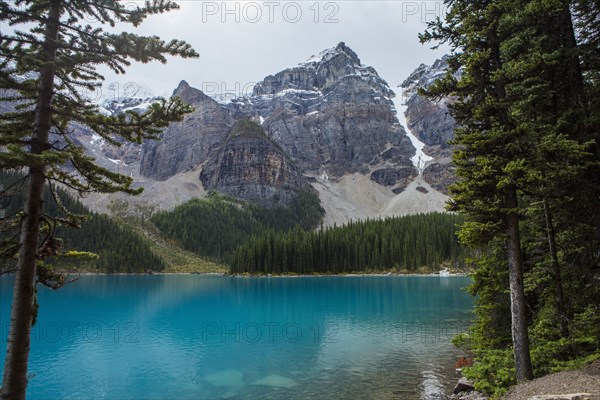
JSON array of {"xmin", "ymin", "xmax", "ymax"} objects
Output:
[
  {"xmin": 557, "ymin": 2, "xmax": 584, "ymax": 108},
  {"xmin": 487, "ymin": 14, "xmax": 534, "ymax": 382},
  {"xmin": 543, "ymin": 198, "xmax": 569, "ymax": 338},
  {"xmin": 505, "ymin": 188, "xmax": 534, "ymax": 382},
  {"xmin": 0, "ymin": 2, "xmax": 61, "ymax": 399}
]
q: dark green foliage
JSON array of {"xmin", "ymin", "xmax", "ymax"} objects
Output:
[
  {"xmin": 250, "ymin": 190, "xmax": 325, "ymax": 231},
  {"xmin": 458, "ymin": 245, "xmax": 517, "ymax": 396},
  {"xmin": 230, "ymin": 213, "xmax": 467, "ymax": 274},
  {"xmin": 1, "ymin": 171, "xmax": 164, "ymax": 273},
  {"xmin": 57, "ymin": 214, "xmax": 164, "ymax": 273},
  {"xmin": 151, "ymin": 190, "xmax": 325, "ymax": 262},
  {"xmin": 422, "ymin": 0, "xmax": 600, "ymax": 394},
  {"xmin": 151, "ymin": 194, "xmax": 262, "ymax": 262}
]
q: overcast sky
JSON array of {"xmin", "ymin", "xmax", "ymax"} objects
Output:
[{"xmin": 97, "ymin": 1, "xmax": 451, "ymax": 101}]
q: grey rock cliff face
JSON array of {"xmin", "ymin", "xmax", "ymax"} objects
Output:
[
  {"xmin": 137, "ymin": 43, "xmax": 417, "ymax": 205},
  {"xmin": 199, "ymin": 120, "xmax": 312, "ymax": 207},
  {"xmin": 262, "ymin": 102, "xmax": 412, "ymax": 177},
  {"xmin": 402, "ymin": 56, "xmax": 458, "ymax": 194},
  {"xmin": 140, "ymin": 81, "xmax": 234, "ymax": 180},
  {"xmin": 401, "ymin": 56, "xmax": 456, "ymax": 149},
  {"xmin": 253, "ymin": 42, "xmax": 414, "ymax": 177}
]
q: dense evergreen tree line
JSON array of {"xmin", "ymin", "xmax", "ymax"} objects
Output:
[
  {"xmin": 1, "ymin": 171, "xmax": 164, "ymax": 273},
  {"xmin": 230, "ymin": 213, "xmax": 467, "ymax": 274},
  {"xmin": 57, "ymin": 214, "xmax": 165, "ymax": 273},
  {"xmin": 151, "ymin": 190, "xmax": 324, "ymax": 262},
  {"xmin": 422, "ymin": 0, "xmax": 600, "ymax": 394}
]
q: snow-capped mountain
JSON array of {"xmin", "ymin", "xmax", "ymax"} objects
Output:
[
  {"xmin": 74, "ymin": 43, "xmax": 453, "ymax": 224},
  {"xmin": 141, "ymin": 42, "xmax": 418, "ymax": 202},
  {"xmin": 96, "ymin": 96, "xmax": 162, "ymax": 116},
  {"xmin": 400, "ymin": 56, "xmax": 451, "ymax": 104},
  {"xmin": 70, "ymin": 97, "xmax": 164, "ymax": 174}
]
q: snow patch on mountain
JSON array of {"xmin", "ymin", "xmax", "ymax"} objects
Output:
[
  {"xmin": 301, "ymin": 46, "xmax": 341, "ymax": 65},
  {"xmin": 97, "ymin": 96, "xmax": 162, "ymax": 116},
  {"xmin": 273, "ymin": 88, "xmax": 322, "ymax": 98},
  {"xmin": 400, "ymin": 56, "xmax": 452, "ymax": 103},
  {"xmin": 391, "ymin": 95, "xmax": 433, "ymax": 173},
  {"xmin": 90, "ymin": 133, "xmax": 102, "ymax": 145}
]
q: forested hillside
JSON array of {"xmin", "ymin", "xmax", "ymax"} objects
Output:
[
  {"xmin": 151, "ymin": 190, "xmax": 325, "ymax": 262},
  {"xmin": 231, "ymin": 212, "xmax": 467, "ymax": 274},
  {"xmin": 0, "ymin": 171, "xmax": 164, "ymax": 273}
]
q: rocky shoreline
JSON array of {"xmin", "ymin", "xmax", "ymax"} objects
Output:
[
  {"xmin": 444, "ymin": 377, "xmax": 487, "ymax": 399},
  {"xmin": 443, "ymin": 359, "xmax": 600, "ymax": 400}
]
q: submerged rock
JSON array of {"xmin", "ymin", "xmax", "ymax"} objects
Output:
[
  {"xmin": 448, "ymin": 392, "xmax": 488, "ymax": 400},
  {"xmin": 251, "ymin": 374, "xmax": 298, "ymax": 389},
  {"xmin": 203, "ymin": 369, "xmax": 244, "ymax": 387},
  {"xmin": 446, "ymin": 377, "xmax": 487, "ymax": 400}
]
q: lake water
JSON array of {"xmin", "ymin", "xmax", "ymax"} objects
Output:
[{"xmin": 0, "ymin": 275, "xmax": 473, "ymax": 400}]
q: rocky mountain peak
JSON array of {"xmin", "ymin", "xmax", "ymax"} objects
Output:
[
  {"xmin": 138, "ymin": 43, "xmax": 417, "ymax": 207},
  {"xmin": 252, "ymin": 42, "xmax": 394, "ymax": 99},
  {"xmin": 175, "ymin": 80, "xmax": 190, "ymax": 90},
  {"xmin": 302, "ymin": 41, "xmax": 361, "ymax": 67},
  {"xmin": 140, "ymin": 82, "xmax": 234, "ymax": 180},
  {"xmin": 64, "ymin": 46, "xmax": 459, "ymax": 221},
  {"xmin": 401, "ymin": 55, "xmax": 454, "ymax": 148},
  {"xmin": 400, "ymin": 55, "xmax": 450, "ymax": 102},
  {"xmin": 98, "ymin": 96, "xmax": 162, "ymax": 116},
  {"xmin": 172, "ymin": 79, "xmax": 210, "ymax": 105}
]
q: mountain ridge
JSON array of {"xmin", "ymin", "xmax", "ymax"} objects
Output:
[{"xmin": 78, "ymin": 44, "xmax": 454, "ymax": 226}]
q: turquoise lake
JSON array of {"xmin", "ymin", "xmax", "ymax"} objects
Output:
[{"xmin": 0, "ymin": 275, "xmax": 473, "ymax": 399}]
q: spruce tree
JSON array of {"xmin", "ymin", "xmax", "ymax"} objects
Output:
[
  {"xmin": 0, "ymin": 1, "xmax": 198, "ymax": 399},
  {"xmin": 499, "ymin": 0, "xmax": 593, "ymax": 340},
  {"xmin": 421, "ymin": 0, "xmax": 534, "ymax": 382},
  {"xmin": 421, "ymin": 0, "xmax": 600, "ymax": 389}
]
